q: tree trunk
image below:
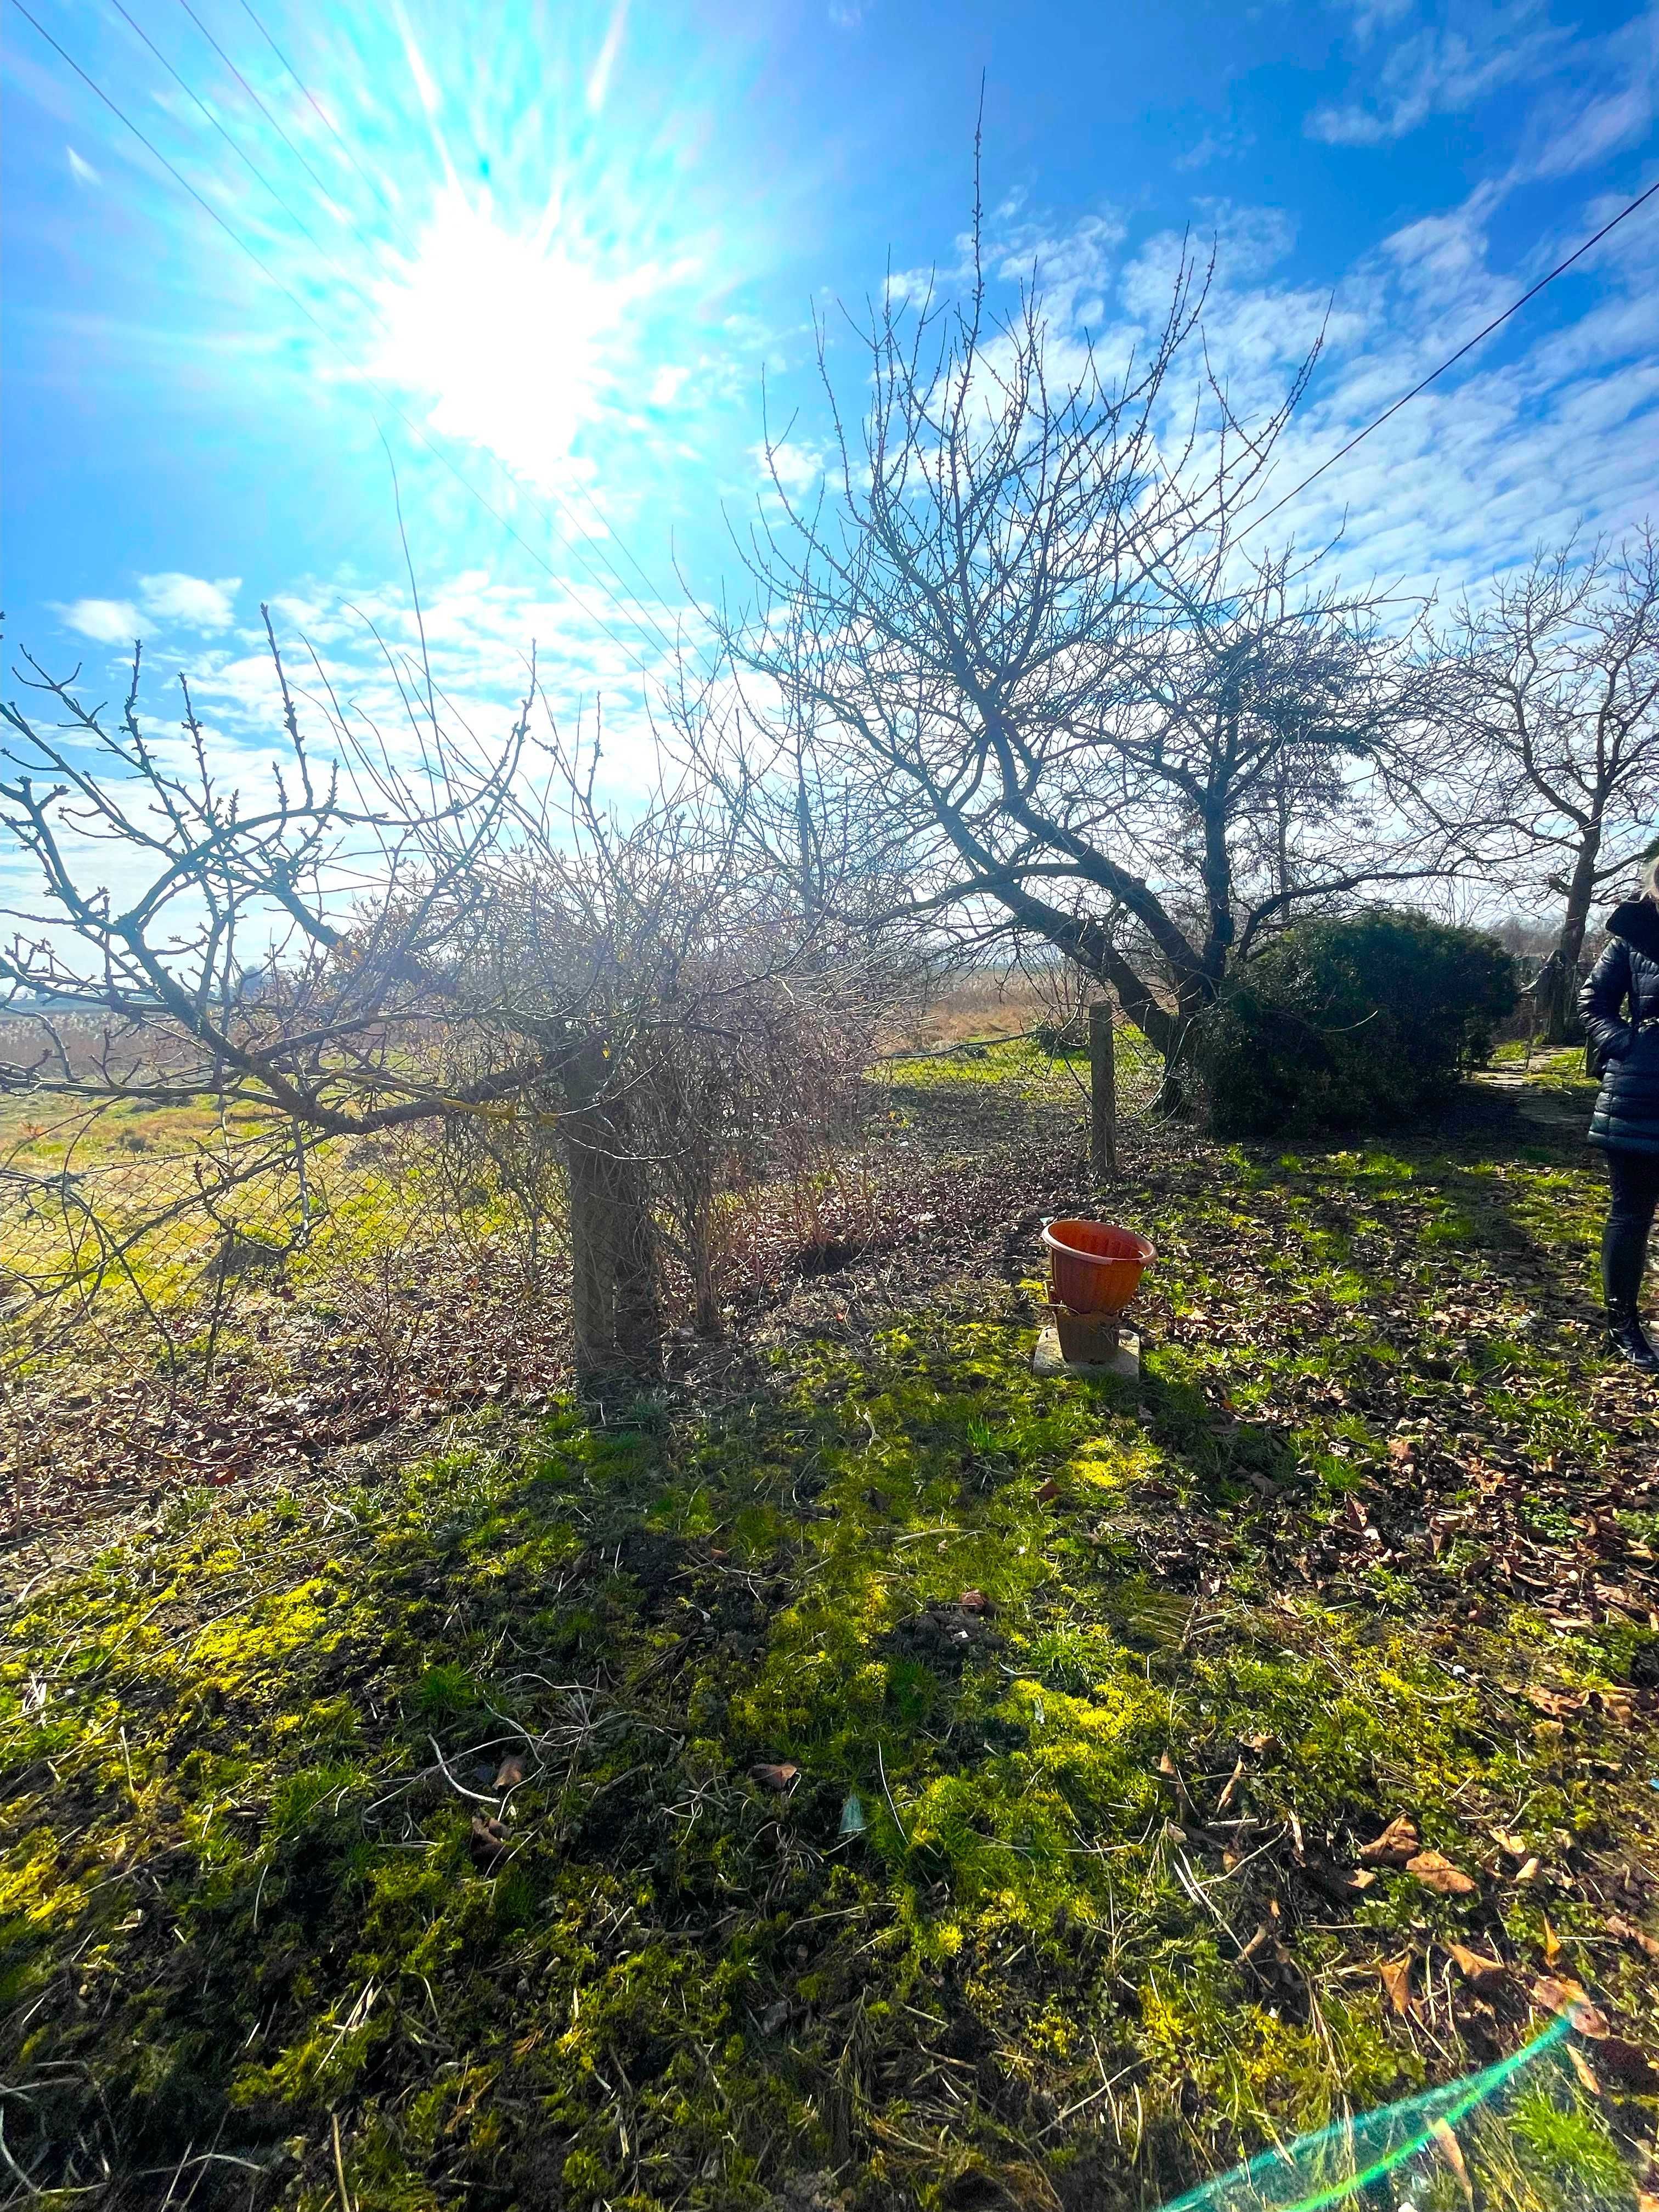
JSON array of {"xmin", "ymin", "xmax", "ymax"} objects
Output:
[
  {"xmin": 1545, "ymin": 827, "xmax": 1603, "ymax": 1044},
  {"xmin": 1088, "ymin": 1003, "xmax": 1118, "ymax": 1183},
  {"xmin": 562, "ymin": 1043, "xmax": 663, "ymax": 1387}
]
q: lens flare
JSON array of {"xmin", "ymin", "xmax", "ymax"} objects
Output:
[{"xmin": 370, "ymin": 190, "xmax": 645, "ymax": 486}]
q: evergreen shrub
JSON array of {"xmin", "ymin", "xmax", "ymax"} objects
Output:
[{"xmin": 1197, "ymin": 909, "xmax": 1517, "ymax": 1138}]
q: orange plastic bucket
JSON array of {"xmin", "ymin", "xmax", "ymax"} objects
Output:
[{"xmin": 1040, "ymin": 1218, "xmax": 1155, "ymax": 1317}]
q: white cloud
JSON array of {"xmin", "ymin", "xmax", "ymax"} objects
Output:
[
  {"xmin": 649, "ymin": 364, "xmax": 692, "ymax": 407},
  {"xmin": 1308, "ymin": 0, "xmax": 1564, "ymax": 145},
  {"xmin": 1174, "ymin": 117, "xmax": 1260, "ymax": 173},
  {"xmin": 59, "ymin": 598, "xmax": 138, "ymax": 644},
  {"xmin": 137, "ymin": 573, "xmax": 241, "ymax": 629},
  {"xmin": 66, "ymin": 146, "xmax": 100, "ymax": 187},
  {"xmin": 1510, "ymin": 3, "xmax": 1658, "ymax": 184},
  {"xmin": 755, "ymin": 439, "xmax": 823, "ymax": 496}
]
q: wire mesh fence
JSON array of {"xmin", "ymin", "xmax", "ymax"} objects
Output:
[
  {"xmin": 869, "ymin": 1011, "xmax": 1166, "ymax": 1122},
  {"xmin": 1, "ymin": 1003, "xmax": 1170, "ymax": 1504}
]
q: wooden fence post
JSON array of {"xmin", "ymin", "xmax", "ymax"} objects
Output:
[{"xmin": 1089, "ymin": 1002, "xmax": 1118, "ymax": 1183}]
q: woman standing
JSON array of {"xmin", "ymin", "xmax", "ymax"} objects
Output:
[{"xmin": 1581, "ymin": 858, "xmax": 1659, "ymax": 1370}]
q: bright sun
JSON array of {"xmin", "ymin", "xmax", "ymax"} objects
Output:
[{"xmin": 372, "ymin": 194, "xmax": 633, "ymax": 486}]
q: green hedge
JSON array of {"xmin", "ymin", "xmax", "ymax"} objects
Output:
[{"xmin": 1196, "ymin": 909, "xmax": 1517, "ymax": 1138}]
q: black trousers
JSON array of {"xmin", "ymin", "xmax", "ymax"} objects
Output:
[{"xmin": 1603, "ymin": 1148, "xmax": 1659, "ymax": 1310}]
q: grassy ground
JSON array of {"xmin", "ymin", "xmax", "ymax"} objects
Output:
[{"xmin": 4, "ymin": 1053, "xmax": 1659, "ymax": 2209}]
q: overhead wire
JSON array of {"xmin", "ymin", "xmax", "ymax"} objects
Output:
[
  {"xmin": 10, "ymin": 0, "xmax": 675, "ymax": 689},
  {"xmin": 232, "ymin": 0, "xmax": 401, "ymax": 224},
  {"xmin": 34, "ymin": 0, "xmax": 1657, "ymax": 651},
  {"xmin": 105, "ymin": 0, "xmax": 359, "ymax": 289},
  {"xmin": 191, "ymin": 0, "xmax": 692, "ymax": 642},
  {"xmin": 1239, "ymin": 173, "xmax": 1659, "ymax": 541}
]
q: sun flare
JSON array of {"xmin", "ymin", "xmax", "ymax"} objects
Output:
[{"xmin": 371, "ymin": 193, "xmax": 635, "ymax": 486}]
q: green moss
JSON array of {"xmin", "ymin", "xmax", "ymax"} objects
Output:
[{"xmin": 8, "ymin": 1088, "xmax": 1659, "ymax": 2209}]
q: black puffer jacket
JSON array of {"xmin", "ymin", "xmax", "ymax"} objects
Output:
[{"xmin": 1582, "ymin": 897, "xmax": 1659, "ymax": 1154}]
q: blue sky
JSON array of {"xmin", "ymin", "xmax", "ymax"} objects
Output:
[{"xmin": 4, "ymin": 0, "xmax": 1657, "ymax": 780}]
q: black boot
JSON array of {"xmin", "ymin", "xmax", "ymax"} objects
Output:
[{"xmin": 1607, "ymin": 1303, "xmax": 1659, "ymax": 1370}]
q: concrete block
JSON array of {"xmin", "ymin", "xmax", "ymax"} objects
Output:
[{"xmin": 1033, "ymin": 1324, "xmax": 1140, "ymax": 1380}]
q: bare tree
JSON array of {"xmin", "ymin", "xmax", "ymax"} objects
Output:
[
  {"xmin": 1438, "ymin": 531, "xmax": 1659, "ymax": 1042},
  {"xmin": 718, "ymin": 208, "xmax": 1454, "ymax": 1065},
  {"xmin": 1, "ymin": 616, "xmax": 891, "ymax": 1389}
]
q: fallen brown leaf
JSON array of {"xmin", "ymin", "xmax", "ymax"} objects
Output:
[
  {"xmin": 469, "ymin": 1815, "xmax": 508, "ymax": 1865},
  {"xmin": 1567, "ymin": 2044, "xmax": 1603, "ymax": 2098},
  {"xmin": 1607, "ymin": 1914, "xmax": 1659, "ymax": 1961},
  {"xmin": 1406, "ymin": 1848, "xmax": 1477, "ymax": 1897},
  {"xmin": 1541, "ymin": 1915, "xmax": 1564, "ymax": 1966},
  {"xmin": 1359, "ymin": 1814, "xmax": 1420, "ymax": 1867},
  {"xmin": 1303, "ymin": 1854, "xmax": 1376, "ymax": 1903},
  {"xmin": 1446, "ymin": 1940, "xmax": 1509, "ymax": 1990},
  {"xmin": 1214, "ymin": 1756, "xmax": 1246, "ymax": 1815},
  {"xmin": 749, "ymin": 1761, "xmax": 800, "ymax": 1791},
  {"xmin": 1378, "ymin": 1953, "xmax": 1415, "ymax": 2015},
  {"xmin": 1513, "ymin": 1855, "xmax": 1542, "ymax": 1886},
  {"xmin": 1429, "ymin": 2118, "xmax": 1474, "ymax": 2208},
  {"xmin": 1532, "ymin": 1976, "xmax": 1611, "ymax": 2036},
  {"xmin": 493, "ymin": 1753, "xmax": 526, "ymax": 1791},
  {"xmin": 958, "ymin": 1588, "xmax": 993, "ymax": 1615},
  {"xmin": 1525, "ymin": 1685, "xmax": 1585, "ymax": 1719},
  {"xmin": 1035, "ymin": 1478, "xmax": 1060, "ymax": 1504}
]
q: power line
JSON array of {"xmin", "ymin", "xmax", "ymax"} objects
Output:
[
  {"xmin": 1241, "ymin": 174, "xmax": 1659, "ymax": 541},
  {"xmin": 106, "ymin": 0, "xmax": 348, "ymax": 282},
  {"xmin": 174, "ymin": 0, "xmax": 341, "ymax": 217},
  {"xmin": 12, "ymin": 0, "xmax": 674, "ymax": 690},
  {"xmin": 165, "ymin": 0, "xmax": 690, "ymax": 659},
  {"xmin": 232, "ymin": 0, "xmax": 401, "ymax": 226},
  {"xmin": 229, "ymin": 0, "xmax": 688, "ymax": 628},
  {"xmin": 196, "ymin": 0, "xmax": 689, "ymax": 636}
]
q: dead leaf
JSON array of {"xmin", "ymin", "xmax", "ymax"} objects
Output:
[
  {"xmin": 749, "ymin": 1761, "xmax": 800, "ymax": 1791},
  {"xmin": 469, "ymin": 1815, "xmax": 508, "ymax": 1865},
  {"xmin": 1359, "ymin": 1814, "xmax": 1420, "ymax": 1867},
  {"xmin": 958, "ymin": 1588, "xmax": 993, "ymax": 1615},
  {"xmin": 1490, "ymin": 1827, "xmax": 1528, "ymax": 1858},
  {"xmin": 1429, "ymin": 2118, "xmax": 1474, "ymax": 2208},
  {"xmin": 1532, "ymin": 1976, "xmax": 1611, "ymax": 2036},
  {"xmin": 1387, "ymin": 1436, "xmax": 1418, "ymax": 1464},
  {"xmin": 1607, "ymin": 1914, "xmax": 1659, "ymax": 1961},
  {"xmin": 1214, "ymin": 1756, "xmax": 1246, "ymax": 1815},
  {"xmin": 1446, "ymin": 1941, "xmax": 1509, "ymax": 1990},
  {"xmin": 1378, "ymin": 1953, "xmax": 1415, "ymax": 2015},
  {"xmin": 493, "ymin": 1753, "xmax": 526, "ymax": 1791},
  {"xmin": 1035, "ymin": 1478, "xmax": 1060, "ymax": 1504},
  {"xmin": 1407, "ymin": 1849, "xmax": 1477, "ymax": 1898},
  {"xmin": 1525, "ymin": 1685, "xmax": 1585, "ymax": 1719},
  {"xmin": 1513, "ymin": 1855, "xmax": 1542, "ymax": 1886},
  {"xmin": 1595, "ymin": 2037, "xmax": 1659, "ymax": 2092},
  {"xmin": 1304, "ymin": 1854, "xmax": 1375, "ymax": 1903},
  {"xmin": 1567, "ymin": 2044, "xmax": 1603, "ymax": 2097},
  {"xmin": 1541, "ymin": 1915, "xmax": 1563, "ymax": 1966}
]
